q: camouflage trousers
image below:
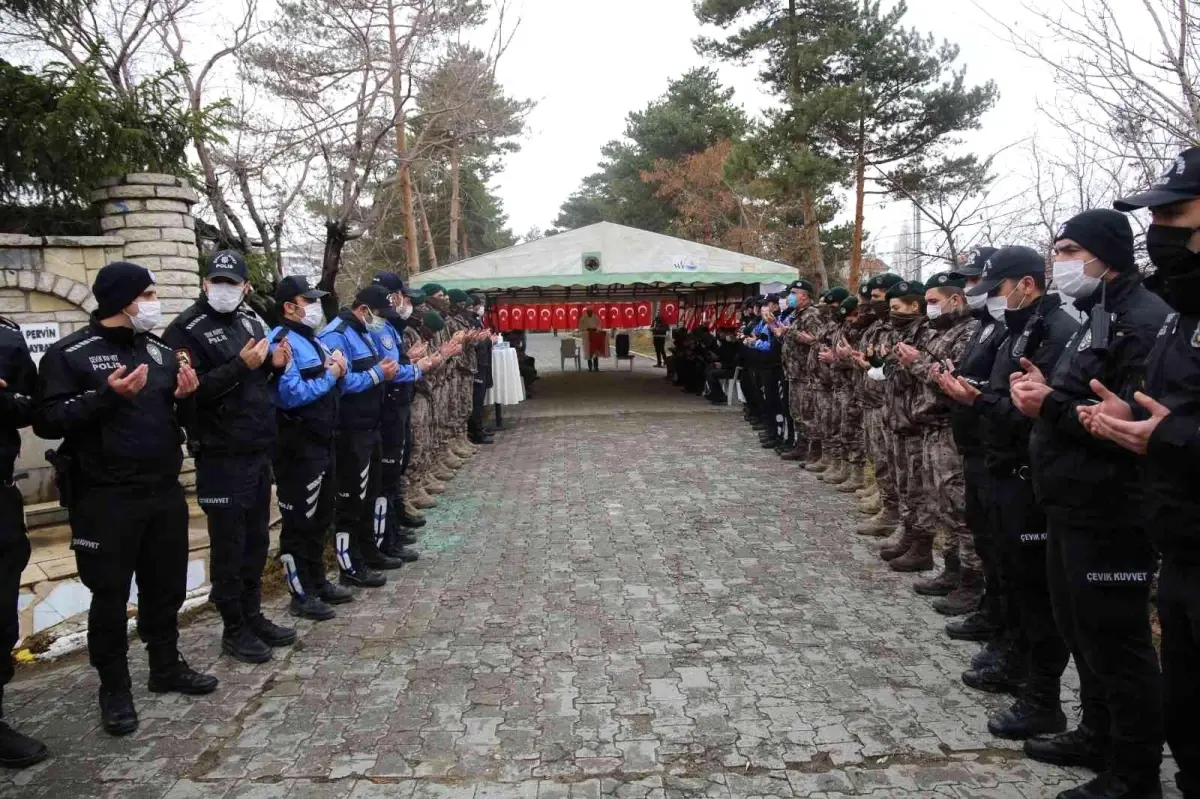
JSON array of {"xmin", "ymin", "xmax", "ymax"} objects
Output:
[
  {"xmin": 924, "ymin": 425, "xmax": 978, "ymax": 571},
  {"xmin": 837, "ymin": 389, "xmax": 864, "ymax": 466},
  {"xmin": 894, "ymin": 432, "xmax": 933, "ymax": 543},
  {"xmin": 408, "ymin": 393, "xmax": 434, "ymax": 482},
  {"xmin": 788, "ymin": 378, "xmax": 810, "ymax": 442},
  {"xmin": 815, "ymin": 387, "xmax": 838, "ymax": 457},
  {"xmin": 864, "ymin": 408, "xmax": 898, "ymax": 508}
]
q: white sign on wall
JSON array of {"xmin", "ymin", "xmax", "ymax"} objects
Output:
[{"xmin": 20, "ymin": 322, "xmax": 60, "ymax": 365}]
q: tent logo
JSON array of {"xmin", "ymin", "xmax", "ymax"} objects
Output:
[
  {"xmin": 672, "ymin": 260, "xmax": 699, "ymax": 271},
  {"xmin": 582, "ymin": 252, "xmax": 601, "ymax": 272}
]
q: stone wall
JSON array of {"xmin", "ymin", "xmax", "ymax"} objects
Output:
[{"xmin": 2, "ymin": 173, "xmax": 201, "ymax": 502}]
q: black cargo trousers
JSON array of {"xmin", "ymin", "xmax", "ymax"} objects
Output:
[
  {"xmin": 274, "ymin": 424, "xmax": 336, "ymax": 598},
  {"xmin": 1, "ymin": 483, "xmax": 29, "ymax": 691},
  {"xmin": 379, "ymin": 390, "xmax": 413, "ymax": 545}
]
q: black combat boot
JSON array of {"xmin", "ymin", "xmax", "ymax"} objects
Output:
[
  {"xmin": 340, "ymin": 567, "xmax": 386, "ymax": 588},
  {"xmin": 914, "ymin": 551, "xmax": 960, "ymax": 596},
  {"xmin": 932, "ymin": 568, "xmax": 985, "ymax": 616},
  {"xmin": 1025, "ymin": 725, "xmax": 1108, "ymax": 771},
  {"xmin": 290, "ymin": 594, "xmax": 337, "ymax": 620},
  {"xmin": 221, "ymin": 624, "xmax": 272, "ymax": 663},
  {"xmin": 945, "ymin": 609, "xmax": 1003, "ymax": 642},
  {"xmin": 988, "ymin": 693, "xmax": 1067, "ymax": 740},
  {"xmin": 98, "ymin": 685, "xmax": 138, "ymax": 737},
  {"xmin": 247, "ymin": 614, "xmax": 297, "ymax": 648},
  {"xmin": 962, "ymin": 657, "xmax": 1028, "ymax": 695},
  {"xmin": 0, "ymin": 689, "xmax": 48, "ymax": 768},
  {"xmin": 1054, "ymin": 771, "xmax": 1162, "ymax": 799},
  {"xmin": 147, "ymin": 657, "xmax": 219, "ymax": 695}
]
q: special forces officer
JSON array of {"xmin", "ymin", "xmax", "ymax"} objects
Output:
[
  {"xmin": 0, "ymin": 314, "xmax": 46, "ymax": 767},
  {"xmin": 268, "ymin": 276, "xmax": 350, "ymax": 621},
  {"xmin": 164, "ymin": 251, "xmax": 296, "ymax": 664},
  {"xmin": 1085, "ymin": 147, "xmax": 1200, "ymax": 799},
  {"xmin": 318, "ymin": 286, "xmax": 403, "ymax": 587},
  {"xmin": 35, "ymin": 262, "xmax": 217, "ymax": 736},
  {"xmin": 1012, "ymin": 210, "xmax": 1168, "ymax": 799}
]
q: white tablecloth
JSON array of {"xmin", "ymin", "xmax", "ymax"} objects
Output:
[{"xmin": 485, "ymin": 347, "xmax": 525, "ymax": 405}]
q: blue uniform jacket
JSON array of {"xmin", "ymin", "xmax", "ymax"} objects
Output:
[
  {"xmin": 369, "ymin": 325, "xmax": 421, "ymax": 384},
  {"xmin": 268, "ymin": 325, "xmax": 339, "ymax": 410},
  {"xmin": 750, "ymin": 320, "xmax": 775, "ymax": 352},
  {"xmin": 318, "ymin": 316, "xmax": 386, "ymax": 395}
]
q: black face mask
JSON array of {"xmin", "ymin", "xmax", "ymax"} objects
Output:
[
  {"xmin": 889, "ymin": 310, "xmax": 921, "ymax": 328},
  {"xmin": 1147, "ymin": 224, "xmax": 1200, "ymax": 275},
  {"xmin": 869, "ymin": 299, "xmax": 888, "ymax": 316}
]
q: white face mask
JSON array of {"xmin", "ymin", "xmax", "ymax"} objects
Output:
[
  {"xmin": 126, "ymin": 299, "xmax": 161, "ymax": 333},
  {"xmin": 300, "ymin": 302, "xmax": 324, "ymax": 329},
  {"xmin": 925, "ymin": 304, "xmax": 943, "ymax": 321},
  {"xmin": 398, "ymin": 303, "xmax": 413, "ymax": 321},
  {"xmin": 365, "ymin": 312, "xmax": 387, "ymax": 333},
  {"xmin": 985, "ymin": 296, "xmax": 1007, "ymax": 321},
  {"xmin": 206, "ymin": 283, "xmax": 244, "ymax": 314},
  {"xmin": 778, "ymin": 299, "xmax": 787, "ymax": 313},
  {"xmin": 475, "ymin": 307, "xmax": 485, "ymax": 318},
  {"xmin": 966, "ymin": 292, "xmax": 987, "ymax": 310},
  {"xmin": 1053, "ymin": 258, "xmax": 1104, "ymax": 299}
]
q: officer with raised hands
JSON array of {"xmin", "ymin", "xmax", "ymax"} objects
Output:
[
  {"xmin": 268, "ymin": 275, "xmax": 350, "ymax": 621},
  {"xmin": 319, "ymin": 285, "xmax": 404, "ymax": 588},
  {"xmin": 1010, "ymin": 210, "xmax": 1169, "ymax": 799},
  {"xmin": 34, "ymin": 262, "xmax": 216, "ymax": 736},
  {"xmin": 164, "ymin": 251, "xmax": 296, "ymax": 664}
]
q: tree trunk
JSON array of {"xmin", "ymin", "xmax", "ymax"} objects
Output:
[
  {"xmin": 417, "ymin": 185, "xmax": 439, "ymax": 271},
  {"xmin": 318, "ymin": 220, "xmax": 347, "ymax": 319},
  {"xmin": 448, "ymin": 140, "xmax": 462, "ymax": 261},
  {"xmin": 460, "ymin": 215, "xmax": 471, "ymax": 259},
  {"xmin": 799, "ymin": 186, "xmax": 828, "ymax": 289},
  {"xmin": 386, "ymin": 0, "xmax": 420, "ymax": 278},
  {"xmin": 849, "ymin": 134, "xmax": 866, "ymax": 290}
]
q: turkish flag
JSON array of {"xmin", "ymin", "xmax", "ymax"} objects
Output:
[
  {"xmin": 608, "ymin": 303, "xmax": 623, "ymax": 329},
  {"xmin": 538, "ymin": 305, "xmax": 553, "ymax": 331},
  {"xmin": 661, "ymin": 299, "xmax": 679, "ymax": 325},
  {"xmin": 523, "ymin": 306, "xmax": 538, "ymax": 329},
  {"xmin": 552, "ymin": 304, "xmax": 568, "ymax": 329},
  {"xmin": 621, "ymin": 303, "xmax": 638, "ymax": 328},
  {"xmin": 496, "ymin": 306, "xmax": 511, "ymax": 332},
  {"xmin": 635, "ymin": 301, "xmax": 652, "ymax": 327},
  {"xmin": 596, "ymin": 305, "xmax": 609, "ymax": 327},
  {"xmin": 568, "ymin": 304, "xmax": 582, "ymax": 328},
  {"xmin": 720, "ymin": 303, "xmax": 738, "ymax": 328}
]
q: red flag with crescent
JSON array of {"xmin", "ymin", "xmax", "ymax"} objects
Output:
[
  {"xmin": 509, "ymin": 305, "xmax": 525, "ymax": 330},
  {"xmin": 496, "ymin": 306, "xmax": 511, "ymax": 332},
  {"xmin": 596, "ymin": 305, "xmax": 609, "ymax": 327},
  {"xmin": 606, "ymin": 303, "xmax": 621, "ymax": 328},
  {"xmin": 635, "ymin": 301, "xmax": 652, "ymax": 327},
  {"xmin": 552, "ymin": 304, "xmax": 568, "ymax": 329},
  {"xmin": 523, "ymin": 306, "xmax": 538, "ymax": 329},
  {"xmin": 720, "ymin": 303, "xmax": 738, "ymax": 328},
  {"xmin": 661, "ymin": 299, "xmax": 679, "ymax": 325},
  {"xmin": 537, "ymin": 305, "xmax": 553, "ymax": 331},
  {"xmin": 621, "ymin": 303, "xmax": 637, "ymax": 328},
  {"xmin": 568, "ymin": 304, "xmax": 582, "ymax": 328}
]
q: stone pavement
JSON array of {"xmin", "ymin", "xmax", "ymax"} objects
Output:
[{"xmin": 1, "ymin": 343, "xmax": 1182, "ymax": 798}]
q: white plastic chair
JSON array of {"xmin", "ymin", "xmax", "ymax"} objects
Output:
[
  {"xmin": 560, "ymin": 337, "xmax": 582, "ymax": 371},
  {"xmin": 724, "ymin": 366, "xmax": 742, "ymax": 406}
]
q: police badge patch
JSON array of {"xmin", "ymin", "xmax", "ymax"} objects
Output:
[
  {"xmin": 1012, "ymin": 329, "xmax": 1031, "ymax": 358},
  {"xmin": 241, "ymin": 317, "xmax": 255, "ymax": 335},
  {"xmin": 381, "ymin": 335, "xmax": 395, "ymax": 350},
  {"xmin": 146, "ymin": 342, "xmax": 164, "ymax": 365},
  {"xmin": 979, "ymin": 323, "xmax": 995, "ymax": 343},
  {"xmin": 1077, "ymin": 329, "xmax": 1093, "ymax": 352}
]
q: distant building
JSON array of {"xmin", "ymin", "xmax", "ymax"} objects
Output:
[{"xmin": 279, "ymin": 243, "xmax": 323, "ymax": 280}]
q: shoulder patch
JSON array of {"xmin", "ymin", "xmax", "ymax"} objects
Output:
[
  {"xmin": 185, "ymin": 314, "xmax": 208, "ymax": 331},
  {"xmin": 0, "ymin": 316, "xmax": 18, "ymax": 332},
  {"xmin": 1077, "ymin": 328, "xmax": 1093, "ymax": 352},
  {"xmin": 979, "ymin": 323, "xmax": 995, "ymax": 343},
  {"xmin": 146, "ymin": 341, "xmax": 164, "ymax": 365}
]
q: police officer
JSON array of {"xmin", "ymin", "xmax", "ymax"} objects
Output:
[
  {"xmin": 1085, "ymin": 148, "xmax": 1200, "ymax": 799},
  {"xmin": 268, "ymin": 275, "xmax": 351, "ymax": 621},
  {"xmin": 367, "ymin": 273, "xmax": 428, "ymax": 560},
  {"xmin": 0, "ymin": 315, "xmax": 47, "ymax": 766},
  {"xmin": 745, "ymin": 295, "xmax": 783, "ymax": 448},
  {"xmin": 1008, "ymin": 211, "xmax": 1168, "ymax": 799},
  {"xmin": 468, "ymin": 294, "xmax": 495, "ymax": 445},
  {"xmin": 34, "ymin": 262, "xmax": 217, "ymax": 736},
  {"xmin": 319, "ymin": 286, "xmax": 404, "ymax": 587},
  {"xmin": 939, "ymin": 247, "xmax": 1078, "ymax": 743},
  {"xmin": 163, "ymin": 251, "xmax": 296, "ymax": 664}
]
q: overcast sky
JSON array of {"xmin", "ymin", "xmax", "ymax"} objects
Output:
[{"xmin": 486, "ymin": 0, "xmax": 1070, "ymax": 259}]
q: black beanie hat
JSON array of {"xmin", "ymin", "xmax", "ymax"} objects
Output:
[
  {"xmin": 93, "ymin": 261, "xmax": 154, "ymax": 319},
  {"xmin": 1055, "ymin": 209, "xmax": 1135, "ymax": 272}
]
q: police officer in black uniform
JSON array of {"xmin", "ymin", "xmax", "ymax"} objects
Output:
[
  {"xmin": 163, "ymin": 251, "xmax": 296, "ymax": 664},
  {"xmin": 1080, "ymin": 154, "xmax": 1200, "ymax": 799},
  {"xmin": 34, "ymin": 262, "xmax": 217, "ymax": 736},
  {"xmin": 0, "ymin": 315, "xmax": 47, "ymax": 767},
  {"xmin": 468, "ymin": 294, "xmax": 495, "ymax": 445},
  {"xmin": 938, "ymin": 247, "xmax": 1078, "ymax": 742},
  {"xmin": 1011, "ymin": 211, "xmax": 1169, "ymax": 799}
]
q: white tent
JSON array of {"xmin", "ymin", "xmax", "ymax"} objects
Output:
[{"xmin": 411, "ymin": 222, "xmax": 798, "ymax": 297}]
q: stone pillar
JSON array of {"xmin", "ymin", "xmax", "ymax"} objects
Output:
[{"xmin": 91, "ymin": 173, "xmax": 201, "ymax": 327}]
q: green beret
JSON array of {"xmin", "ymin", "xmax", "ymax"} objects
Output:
[
  {"xmin": 858, "ymin": 280, "xmax": 871, "ymax": 298},
  {"xmin": 408, "ymin": 289, "xmax": 426, "ymax": 305},
  {"xmin": 839, "ymin": 296, "xmax": 859, "ymax": 316},
  {"xmin": 824, "ymin": 286, "xmax": 850, "ymax": 304},
  {"xmin": 420, "ymin": 283, "xmax": 446, "ymax": 296},
  {"xmin": 447, "ymin": 288, "xmax": 470, "ymax": 304},
  {"xmin": 885, "ymin": 279, "xmax": 926, "ymax": 301},
  {"xmin": 421, "ymin": 309, "xmax": 445, "ymax": 332},
  {"xmin": 788, "ymin": 279, "xmax": 815, "ymax": 295},
  {"xmin": 867, "ymin": 273, "xmax": 904, "ymax": 291},
  {"xmin": 926, "ymin": 271, "xmax": 966, "ymax": 289}
]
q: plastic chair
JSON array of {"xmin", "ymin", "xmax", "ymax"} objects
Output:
[
  {"xmin": 560, "ymin": 337, "xmax": 582, "ymax": 371},
  {"xmin": 724, "ymin": 366, "xmax": 742, "ymax": 406},
  {"xmin": 613, "ymin": 333, "xmax": 635, "ymax": 371}
]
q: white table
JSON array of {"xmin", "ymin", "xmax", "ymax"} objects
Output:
[{"xmin": 485, "ymin": 346, "xmax": 525, "ymax": 426}]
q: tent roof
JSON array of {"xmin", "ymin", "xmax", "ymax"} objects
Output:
[{"xmin": 411, "ymin": 222, "xmax": 798, "ymax": 293}]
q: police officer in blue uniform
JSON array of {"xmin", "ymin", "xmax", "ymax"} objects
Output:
[
  {"xmin": 0, "ymin": 315, "xmax": 47, "ymax": 767},
  {"xmin": 164, "ymin": 251, "xmax": 296, "ymax": 664},
  {"xmin": 318, "ymin": 286, "xmax": 404, "ymax": 587},
  {"xmin": 367, "ymin": 273, "xmax": 426, "ymax": 560},
  {"xmin": 268, "ymin": 275, "xmax": 351, "ymax": 621}
]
